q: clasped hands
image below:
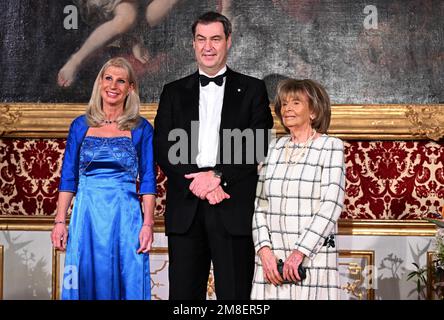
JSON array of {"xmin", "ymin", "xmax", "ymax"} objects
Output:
[
  {"xmin": 258, "ymin": 247, "xmax": 305, "ymax": 286},
  {"xmin": 185, "ymin": 171, "xmax": 230, "ymax": 205}
]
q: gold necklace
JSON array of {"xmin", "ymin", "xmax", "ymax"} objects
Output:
[{"xmin": 284, "ymin": 130, "xmax": 316, "ymax": 164}]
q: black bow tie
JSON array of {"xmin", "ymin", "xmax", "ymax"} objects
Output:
[{"xmin": 199, "ymin": 72, "xmax": 226, "ymax": 87}]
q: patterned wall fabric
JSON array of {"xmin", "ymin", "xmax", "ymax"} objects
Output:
[
  {"xmin": 344, "ymin": 141, "xmax": 444, "ymax": 219},
  {"xmin": 1, "ymin": 138, "xmax": 443, "ymax": 219}
]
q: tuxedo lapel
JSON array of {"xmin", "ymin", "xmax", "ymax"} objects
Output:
[
  {"xmin": 180, "ymin": 71, "xmax": 200, "ymax": 165},
  {"xmin": 220, "ymin": 68, "xmax": 246, "ymax": 130}
]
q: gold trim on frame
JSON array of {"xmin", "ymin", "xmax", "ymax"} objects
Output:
[
  {"xmin": 338, "ymin": 250, "xmax": 375, "ymax": 300},
  {"xmin": 1, "ymin": 103, "xmax": 443, "ymax": 140},
  {"xmin": 149, "ymin": 247, "xmax": 169, "ymax": 300},
  {"xmin": 0, "ymin": 217, "xmax": 63, "ymax": 231},
  {"xmin": 1, "ymin": 103, "xmax": 442, "ymax": 236},
  {"xmin": 426, "ymin": 250, "xmax": 444, "ymax": 300},
  {"xmin": 427, "ymin": 251, "xmax": 434, "ymax": 300},
  {"xmin": 0, "ymin": 245, "xmax": 3, "ymax": 300},
  {"xmin": 0, "ymin": 217, "xmax": 437, "ymax": 236},
  {"xmin": 0, "ymin": 216, "xmax": 163, "ymax": 233},
  {"xmin": 0, "ymin": 104, "xmax": 21, "ymax": 136},
  {"xmin": 150, "ymin": 247, "xmax": 168, "ymax": 255},
  {"xmin": 405, "ymin": 105, "xmax": 444, "ymax": 141},
  {"xmin": 0, "ymin": 103, "xmax": 158, "ymax": 138},
  {"xmin": 51, "ymin": 248, "xmax": 64, "ymax": 300},
  {"xmin": 51, "ymin": 247, "xmax": 167, "ymax": 300},
  {"xmin": 338, "ymin": 219, "xmax": 436, "ymax": 236}
]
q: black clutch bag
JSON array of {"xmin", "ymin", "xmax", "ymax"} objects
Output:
[{"xmin": 277, "ymin": 259, "xmax": 307, "ymax": 283}]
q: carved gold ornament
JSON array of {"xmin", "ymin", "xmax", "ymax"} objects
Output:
[
  {"xmin": 405, "ymin": 105, "xmax": 444, "ymax": 141},
  {"xmin": 0, "ymin": 104, "xmax": 21, "ymax": 136}
]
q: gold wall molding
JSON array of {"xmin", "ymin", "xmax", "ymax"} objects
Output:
[
  {"xmin": 0, "ymin": 245, "xmax": 3, "ymax": 300},
  {"xmin": 0, "ymin": 217, "xmax": 59, "ymax": 231},
  {"xmin": 1, "ymin": 103, "xmax": 443, "ymax": 140},
  {"xmin": 0, "ymin": 216, "xmax": 163, "ymax": 233},
  {"xmin": 338, "ymin": 219, "xmax": 436, "ymax": 236},
  {"xmin": 0, "ymin": 216, "xmax": 437, "ymax": 236}
]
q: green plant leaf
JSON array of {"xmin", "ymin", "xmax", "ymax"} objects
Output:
[{"xmin": 424, "ymin": 218, "xmax": 444, "ymax": 228}]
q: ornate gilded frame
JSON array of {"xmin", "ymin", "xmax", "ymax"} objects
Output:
[
  {"xmin": 1, "ymin": 103, "xmax": 444, "ymax": 140},
  {"xmin": 427, "ymin": 250, "xmax": 444, "ymax": 300},
  {"xmin": 1, "ymin": 103, "xmax": 443, "ymax": 235},
  {"xmin": 52, "ymin": 247, "xmax": 169, "ymax": 300},
  {"xmin": 338, "ymin": 250, "xmax": 375, "ymax": 300}
]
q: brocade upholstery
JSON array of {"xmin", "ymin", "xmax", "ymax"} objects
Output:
[{"xmin": 0, "ymin": 138, "xmax": 443, "ymax": 219}]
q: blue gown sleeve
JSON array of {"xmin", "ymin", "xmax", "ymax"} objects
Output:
[
  {"xmin": 58, "ymin": 118, "xmax": 82, "ymax": 193},
  {"xmin": 138, "ymin": 119, "xmax": 157, "ymax": 195}
]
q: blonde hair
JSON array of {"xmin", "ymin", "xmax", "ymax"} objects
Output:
[
  {"xmin": 86, "ymin": 57, "xmax": 140, "ymax": 130},
  {"xmin": 274, "ymin": 79, "xmax": 331, "ymax": 134}
]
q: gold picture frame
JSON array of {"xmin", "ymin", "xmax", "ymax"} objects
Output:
[
  {"xmin": 0, "ymin": 245, "xmax": 3, "ymax": 300},
  {"xmin": 51, "ymin": 247, "xmax": 169, "ymax": 300},
  {"xmin": 1, "ymin": 103, "xmax": 444, "ymax": 140},
  {"xmin": 1, "ymin": 103, "xmax": 443, "ymax": 235},
  {"xmin": 149, "ymin": 247, "xmax": 169, "ymax": 300},
  {"xmin": 339, "ymin": 250, "xmax": 375, "ymax": 300},
  {"xmin": 0, "ymin": 217, "xmax": 437, "ymax": 237},
  {"xmin": 427, "ymin": 251, "xmax": 444, "ymax": 300},
  {"xmin": 51, "ymin": 248, "xmax": 64, "ymax": 300}
]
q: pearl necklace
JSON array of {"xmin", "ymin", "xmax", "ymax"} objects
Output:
[
  {"xmin": 102, "ymin": 119, "xmax": 117, "ymax": 125},
  {"xmin": 284, "ymin": 130, "xmax": 316, "ymax": 164}
]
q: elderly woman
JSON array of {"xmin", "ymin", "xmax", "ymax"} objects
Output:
[
  {"xmin": 51, "ymin": 57, "xmax": 156, "ymax": 300},
  {"xmin": 251, "ymin": 79, "xmax": 345, "ymax": 300}
]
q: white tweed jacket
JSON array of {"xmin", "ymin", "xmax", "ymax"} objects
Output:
[{"xmin": 251, "ymin": 134, "xmax": 345, "ymax": 300}]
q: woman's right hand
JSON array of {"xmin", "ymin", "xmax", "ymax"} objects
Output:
[
  {"xmin": 257, "ymin": 246, "xmax": 283, "ymax": 286},
  {"xmin": 51, "ymin": 223, "xmax": 68, "ymax": 251}
]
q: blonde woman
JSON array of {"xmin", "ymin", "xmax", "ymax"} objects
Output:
[{"xmin": 51, "ymin": 57, "xmax": 156, "ymax": 299}]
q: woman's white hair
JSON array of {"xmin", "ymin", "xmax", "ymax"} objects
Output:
[{"xmin": 86, "ymin": 57, "xmax": 140, "ymax": 130}]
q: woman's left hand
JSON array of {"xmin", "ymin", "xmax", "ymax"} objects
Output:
[
  {"xmin": 137, "ymin": 225, "xmax": 153, "ymax": 254},
  {"xmin": 283, "ymin": 249, "xmax": 305, "ymax": 283}
]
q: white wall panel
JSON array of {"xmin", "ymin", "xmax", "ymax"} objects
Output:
[
  {"xmin": 0, "ymin": 231, "xmax": 437, "ymax": 300},
  {"xmin": 0, "ymin": 231, "xmax": 52, "ymax": 299}
]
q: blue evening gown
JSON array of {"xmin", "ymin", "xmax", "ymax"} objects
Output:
[{"xmin": 62, "ymin": 136, "xmax": 151, "ymax": 300}]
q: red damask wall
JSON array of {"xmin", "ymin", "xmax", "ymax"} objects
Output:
[{"xmin": 1, "ymin": 138, "xmax": 443, "ymax": 219}]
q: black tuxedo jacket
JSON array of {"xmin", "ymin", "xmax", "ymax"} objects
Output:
[{"xmin": 154, "ymin": 68, "xmax": 274, "ymax": 236}]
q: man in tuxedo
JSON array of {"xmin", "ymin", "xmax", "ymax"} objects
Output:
[{"xmin": 154, "ymin": 11, "xmax": 273, "ymax": 300}]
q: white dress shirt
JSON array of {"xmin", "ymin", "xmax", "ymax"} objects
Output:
[{"xmin": 196, "ymin": 66, "xmax": 227, "ymax": 168}]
